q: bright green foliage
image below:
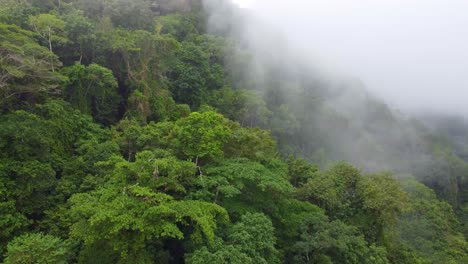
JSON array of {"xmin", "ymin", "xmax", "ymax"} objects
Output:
[
  {"xmin": 190, "ymin": 158, "xmax": 292, "ymax": 212},
  {"xmin": 172, "ymin": 111, "xmax": 232, "ymax": 161},
  {"xmin": 29, "ymin": 13, "xmax": 67, "ymax": 53},
  {"xmin": 4, "ymin": 233, "xmax": 68, "ymax": 264},
  {"xmin": 68, "ymin": 187, "xmax": 228, "ymax": 262},
  {"xmin": 67, "ymin": 151, "xmax": 228, "ymax": 262},
  {"xmin": 62, "ymin": 63, "xmax": 120, "ymax": 125},
  {"xmin": 112, "ymin": 150, "xmax": 195, "ymax": 197},
  {"xmin": 112, "ymin": 118, "xmax": 175, "ymax": 160}
]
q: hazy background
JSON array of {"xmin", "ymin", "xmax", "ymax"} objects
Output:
[{"xmin": 231, "ymin": 0, "xmax": 468, "ymax": 115}]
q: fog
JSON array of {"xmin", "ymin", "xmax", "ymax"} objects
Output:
[
  {"xmin": 231, "ymin": 0, "xmax": 468, "ymax": 115},
  {"xmin": 200, "ymin": 0, "xmax": 468, "ymax": 172}
]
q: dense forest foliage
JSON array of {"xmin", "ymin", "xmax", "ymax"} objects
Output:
[{"xmin": 0, "ymin": 0, "xmax": 467, "ymax": 263}]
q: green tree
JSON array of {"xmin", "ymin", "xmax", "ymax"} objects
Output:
[
  {"xmin": 67, "ymin": 152, "xmax": 229, "ymax": 263},
  {"xmin": 291, "ymin": 213, "xmax": 389, "ymax": 264},
  {"xmin": 188, "ymin": 213, "xmax": 279, "ymax": 264},
  {"xmin": 29, "ymin": 13, "xmax": 67, "ymax": 55},
  {"xmin": 0, "ymin": 1, "xmax": 38, "ymax": 28},
  {"xmin": 224, "ymin": 124, "xmax": 277, "ymax": 161},
  {"xmin": 0, "ymin": 100, "xmax": 107, "ymax": 255},
  {"xmin": 154, "ymin": 13, "xmax": 198, "ymax": 42},
  {"xmin": 0, "ymin": 201, "xmax": 29, "ymax": 257},
  {"xmin": 62, "ymin": 63, "xmax": 120, "ymax": 125},
  {"xmin": 0, "ymin": 23, "xmax": 63, "ymax": 109},
  {"xmin": 396, "ymin": 179, "xmax": 468, "ymax": 263},
  {"xmin": 102, "ymin": 0, "xmax": 155, "ymax": 30},
  {"xmin": 190, "ymin": 158, "xmax": 291, "ymax": 207},
  {"xmin": 4, "ymin": 233, "xmax": 68, "ymax": 264},
  {"xmin": 61, "ymin": 9, "xmax": 95, "ymax": 64},
  {"xmin": 168, "ymin": 42, "xmax": 212, "ymax": 107},
  {"xmin": 171, "ymin": 111, "xmax": 232, "ymax": 165},
  {"xmin": 228, "ymin": 213, "xmax": 279, "ymax": 263},
  {"xmin": 357, "ymin": 173, "xmax": 409, "ymax": 243},
  {"xmin": 297, "ymin": 163, "xmax": 408, "ymax": 244},
  {"xmin": 187, "ymin": 238, "xmax": 252, "ymax": 264}
]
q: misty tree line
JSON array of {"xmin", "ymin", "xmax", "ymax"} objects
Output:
[{"xmin": 0, "ymin": 0, "xmax": 467, "ymax": 263}]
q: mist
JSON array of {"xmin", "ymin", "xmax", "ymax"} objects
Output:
[
  {"xmin": 201, "ymin": 0, "xmax": 466, "ymax": 173},
  {"xmin": 231, "ymin": 0, "xmax": 468, "ymax": 115}
]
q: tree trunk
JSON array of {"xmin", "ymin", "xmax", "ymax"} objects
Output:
[{"xmin": 48, "ymin": 27, "xmax": 54, "ymax": 72}]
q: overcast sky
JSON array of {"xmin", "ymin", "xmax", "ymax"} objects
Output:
[{"xmin": 231, "ymin": 0, "xmax": 468, "ymax": 115}]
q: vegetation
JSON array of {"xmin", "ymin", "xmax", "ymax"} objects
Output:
[{"xmin": 0, "ymin": 0, "xmax": 466, "ymax": 263}]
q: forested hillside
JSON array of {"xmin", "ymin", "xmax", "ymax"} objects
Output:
[{"xmin": 0, "ymin": 0, "xmax": 467, "ymax": 263}]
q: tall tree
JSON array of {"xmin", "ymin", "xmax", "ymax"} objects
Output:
[
  {"xmin": 29, "ymin": 13, "xmax": 67, "ymax": 57},
  {"xmin": 62, "ymin": 63, "xmax": 120, "ymax": 125},
  {"xmin": 0, "ymin": 23, "xmax": 63, "ymax": 109}
]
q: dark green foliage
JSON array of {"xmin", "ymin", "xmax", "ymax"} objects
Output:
[
  {"xmin": 207, "ymin": 86, "xmax": 248, "ymax": 121},
  {"xmin": 291, "ymin": 213, "xmax": 389, "ymax": 264},
  {"xmin": 169, "ymin": 42, "xmax": 211, "ymax": 107},
  {"xmin": 61, "ymin": 9, "xmax": 96, "ymax": 64},
  {"xmin": 297, "ymin": 163, "xmax": 409, "ymax": 245},
  {"xmin": 0, "ymin": 201, "xmax": 29, "ymax": 256},
  {"xmin": 188, "ymin": 213, "xmax": 279, "ymax": 264},
  {"xmin": 187, "ymin": 238, "xmax": 252, "ymax": 264},
  {"xmin": 155, "ymin": 14, "xmax": 198, "ymax": 41},
  {"xmin": 396, "ymin": 179, "xmax": 468, "ymax": 263},
  {"xmin": 62, "ymin": 63, "xmax": 120, "ymax": 125}
]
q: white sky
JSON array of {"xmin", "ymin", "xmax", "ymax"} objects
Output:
[
  {"xmin": 231, "ymin": 0, "xmax": 468, "ymax": 114},
  {"xmin": 231, "ymin": 0, "xmax": 253, "ymax": 8}
]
